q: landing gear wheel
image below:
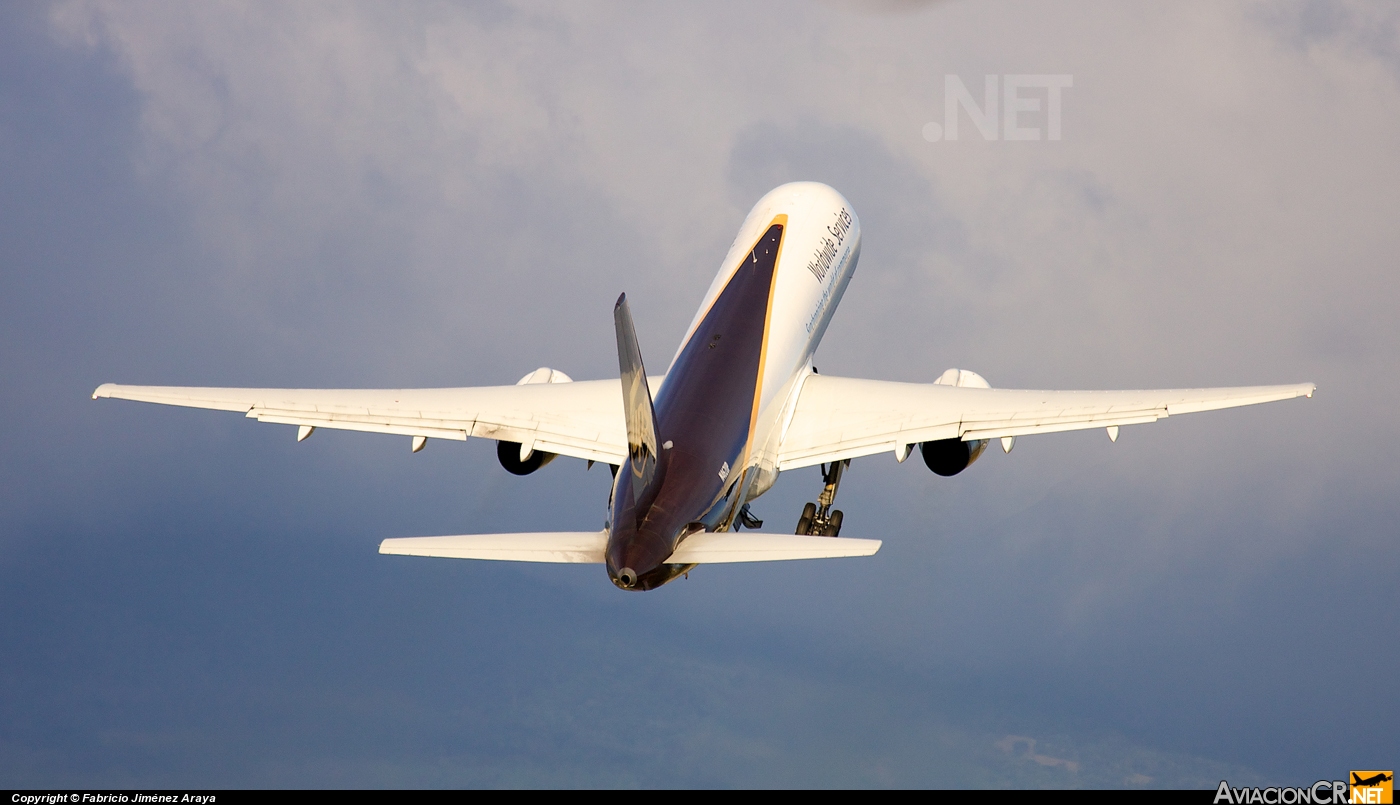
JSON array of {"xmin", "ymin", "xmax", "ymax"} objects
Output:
[
  {"xmin": 796, "ymin": 502, "xmax": 816, "ymax": 535},
  {"xmin": 823, "ymin": 509, "xmax": 843, "ymax": 537},
  {"xmin": 798, "ymin": 461, "xmax": 851, "ymax": 537}
]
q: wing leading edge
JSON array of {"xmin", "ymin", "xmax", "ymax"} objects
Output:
[{"xmin": 777, "ymin": 374, "xmax": 1315, "ymax": 470}]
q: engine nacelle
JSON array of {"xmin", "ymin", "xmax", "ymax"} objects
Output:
[
  {"xmin": 497, "ymin": 440, "xmax": 556, "ymax": 475},
  {"xmin": 496, "ymin": 366, "xmax": 571, "ymax": 475},
  {"xmin": 920, "ymin": 438, "xmax": 988, "ymax": 476},
  {"xmin": 933, "ymin": 367, "xmax": 990, "ymax": 389},
  {"xmin": 921, "ymin": 367, "xmax": 992, "ymax": 476}
]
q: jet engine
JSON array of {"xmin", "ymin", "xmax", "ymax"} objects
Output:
[
  {"xmin": 497, "ymin": 440, "xmax": 556, "ymax": 475},
  {"xmin": 495, "ymin": 367, "xmax": 570, "ymax": 475},
  {"xmin": 920, "ymin": 367, "xmax": 990, "ymax": 476},
  {"xmin": 920, "ymin": 438, "xmax": 988, "ymax": 476}
]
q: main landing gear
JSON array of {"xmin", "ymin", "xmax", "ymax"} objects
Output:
[
  {"xmin": 796, "ymin": 459, "xmax": 848, "ymax": 537},
  {"xmin": 736, "ymin": 503, "xmax": 763, "ymax": 530}
]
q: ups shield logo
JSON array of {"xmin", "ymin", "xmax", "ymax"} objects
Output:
[{"xmin": 1351, "ymin": 771, "xmax": 1394, "ymax": 804}]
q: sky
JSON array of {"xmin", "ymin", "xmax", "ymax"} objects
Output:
[{"xmin": 1, "ymin": 0, "xmax": 1397, "ymax": 789}]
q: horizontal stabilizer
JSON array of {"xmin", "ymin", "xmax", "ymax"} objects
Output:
[
  {"xmin": 670, "ymin": 532, "xmax": 880, "ymax": 563},
  {"xmin": 378, "ymin": 531, "xmax": 881, "ymax": 564},
  {"xmin": 379, "ymin": 532, "xmax": 607, "ymax": 563}
]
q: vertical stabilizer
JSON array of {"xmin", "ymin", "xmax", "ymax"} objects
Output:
[{"xmin": 614, "ymin": 294, "xmax": 660, "ymax": 494}]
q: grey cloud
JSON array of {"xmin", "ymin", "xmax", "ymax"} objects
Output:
[
  {"xmin": 2, "ymin": 0, "xmax": 1395, "ymax": 787},
  {"xmin": 1253, "ymin": 0, "xmax": 1400, "ymax": 81}
]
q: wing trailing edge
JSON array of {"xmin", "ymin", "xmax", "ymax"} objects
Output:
[
  {"xmin": 91, "ymin": 379, "xmax": 637, "ymax": 465},
  {"xmin": 777, "ymin": 376, "xmax": 1315, "ymax": 470}
]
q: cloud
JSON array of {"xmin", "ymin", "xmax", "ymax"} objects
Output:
[{"xmin": 2, "ymin": 0, "xmax": 1395, "ymax": 786}]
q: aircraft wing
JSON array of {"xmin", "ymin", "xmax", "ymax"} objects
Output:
[
  {"xmin": 776, "ymin": 374, "xmax": 1315, "ymax": 470},
  {"xmin": 378, "ymin": 531, "xmax": 880, "ymax": 563},
  {"xmin": 92, "ymin": 379, "xmax": 640, "ymax": 465}
]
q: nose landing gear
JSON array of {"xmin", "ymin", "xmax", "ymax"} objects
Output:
[{"xmin": 796, "ymin": 460, "xmax": 848, "ymax": 537}]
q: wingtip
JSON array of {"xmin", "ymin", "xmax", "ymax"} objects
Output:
[
  {"xmin": 92, "ymin": 383, "xmax": 114, "ymax": 400},
  {"xmin": 614, "ymin": 292, "xmax": 627, "ymax": 309}
]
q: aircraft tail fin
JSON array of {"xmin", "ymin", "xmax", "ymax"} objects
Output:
[{"xmin": 614, "ymin": 293, "xmax": 660, "ymax": 493}]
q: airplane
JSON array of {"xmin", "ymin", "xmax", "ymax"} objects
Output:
[
  {"xmin": 92, "ymin": 182, "xmax": 1315, "ymax": 591},
  {"xmin": 1353, "ymin": 773, "xmax": 1393, "ymax": 787}
]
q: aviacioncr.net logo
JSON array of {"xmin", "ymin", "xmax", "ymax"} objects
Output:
[
  {"xmin": 1213, "ymin": 773, "xmax": 1392, "ymax": 805},
  {"xmin": 1348, "ymin": 771, "xmax": 1393, "ymax": 804}
]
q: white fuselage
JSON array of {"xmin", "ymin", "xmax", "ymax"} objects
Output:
[
  {"xmin": 670, "ymin": 181, "xmax": 862, "ymax": 503},
  {"xmin": 604, "ymin": 181, "xmax": 862, "ymax": 589}
]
